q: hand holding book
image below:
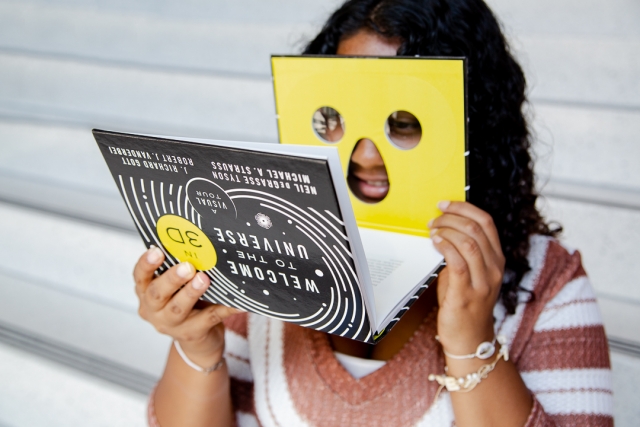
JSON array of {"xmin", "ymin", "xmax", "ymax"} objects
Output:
[
  {"xmin": 134, "ymin": 246, "xmax": 242, "ymax": 367},
  {"xmin": 430, "ymin": 201, "xmax": 506, "ymax": 369}
]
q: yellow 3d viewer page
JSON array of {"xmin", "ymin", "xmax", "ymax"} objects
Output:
[{"xmin": 272, "ymin": 56, "xmax": 466, "ymax": 237}]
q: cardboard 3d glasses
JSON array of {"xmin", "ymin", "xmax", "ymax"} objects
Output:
[{"xmin": 272, "ymin": 55, "xmax": 467, "ymax": 237}]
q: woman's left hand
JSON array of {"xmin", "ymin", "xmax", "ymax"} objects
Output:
[{"xmin": 429, "ymin": 201, "xmax": 506, "ymax": 357}]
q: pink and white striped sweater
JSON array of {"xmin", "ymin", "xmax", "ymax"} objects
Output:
[{"xmin": 149, "ymin": 236, "xmax": 614, "ymax": 426}]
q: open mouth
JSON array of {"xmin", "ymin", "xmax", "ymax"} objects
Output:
[
  {"xmin": 348, "ymin": 173, "xmax": 390, "ymax": 202},
  {"xmin": 346, "ymin": 138, "xmax": 390, "ymax": 203}
]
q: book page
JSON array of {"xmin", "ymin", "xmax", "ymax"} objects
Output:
[
  {"xmin": 359, "ymin": 227, "xmax": 443, "ymax": 330},
  {"xmin": 368, "ymin": 258, "xmax": 404, "ymax": 287}
]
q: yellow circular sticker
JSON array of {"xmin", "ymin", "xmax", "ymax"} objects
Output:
[{"xmin": 156, "ymin": 214, "xmax": 217, "ymax": 271}]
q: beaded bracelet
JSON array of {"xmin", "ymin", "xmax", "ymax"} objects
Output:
[
  {"xmin": 429, "ymin": 335, "xmax": 508, "ymax": 400},
  {"xmin": 174, "ymin": 341, "xmax": 225, "ymax": 374},
  {"xmin": 435, "ymin": 335, "xmax": 498, "ymax": 360}
]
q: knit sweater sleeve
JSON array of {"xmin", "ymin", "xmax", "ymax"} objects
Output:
[{"xmin": 513, "ymin": 242, "xmax": 614, "ymax": 427}]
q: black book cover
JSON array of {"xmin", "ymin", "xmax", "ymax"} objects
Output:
[{"xmin": 94, "ymin": 130, "xmax": 373, "ymax": 342}]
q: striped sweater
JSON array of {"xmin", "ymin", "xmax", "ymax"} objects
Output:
[{"xmin": 149, "ymin": 236, "xmax": 614, "ymax": 426}]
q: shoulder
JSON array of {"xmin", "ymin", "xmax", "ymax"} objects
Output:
[
  {"xmin": 496, "ymin": 235, "xmax": 604, "ymax": 361},
  {"xmin": 495, "ymin": 235, "xmax": 586, "ymax": 333},
  {"xmin": 514, "ymin": 234, "xmax": 587, "ymax": 299},
  {"xmin": 500, "ymin": 236, "xmax": 614, "ymax": 423},
  {"xmin": 524, "ymin": 235, "xmax": 587, "ymax": 301}
]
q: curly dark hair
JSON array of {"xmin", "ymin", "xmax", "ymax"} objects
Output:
[{"xmin": 303, "ymin": 0, "xmax": 560, "ymax": 314}]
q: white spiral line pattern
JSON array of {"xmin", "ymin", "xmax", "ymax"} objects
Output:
[
  {"xmin": 288, "ymin": 206, "xmax": 364, "ymax": 337},
  {"xmin": 123, "ymin": 178, "xmax": 368, "ymax": 339},
  {"xmin": 248, "ymin": 200, "xmax": 352, "ymax": 317},
  {"xmin": 160, "ymin": 182, "xmax": 167, "ymax": 214},
  {"xmin": 228, "ymin": 189, "xmax": 367, "ymax": 340},
  {"xmin": 308, "ymin": 206, "xmax": 348, "ymax": 240},
  {"xmin": 292, "ymin": 223, "xmax": 344, "ymax": 331},
  {"xmin": 229, "ymin": 196, "xmax": 347, "ymax": 331},
  {"xmin": 205, "ymin": 269, "xmax": 302, "ymax": 318},
  {"xmin": 324, "ymin": 209, "xmax": 345, "ymax": 226},
  {"xmin": 206, "ymin": 267, "xmax": 300, "ymax": 318},
  {"xmin": 131, "ymin": 178, "xmax": 286, "ymax": 319},
  {"xmin": 227, "ymin": 188, "xmax": 351, "ymax": 258},
  {"xmin": 151, "ymin": 181, "xmax": 161, "ymax": 217},
  {"xmin": 300, "ymin": 263, "xmax": 336, "ymax": 328},
  {"xmin": 119, "ymin": 176, "xmax": 173, "ymax": 271},
  {"xmin": 176, "ymin": 185, "xmax": 182, "ymax": 216},
  {"xmin": 124, "ymin": 178, "xmax": 236, "ymax": 311}
]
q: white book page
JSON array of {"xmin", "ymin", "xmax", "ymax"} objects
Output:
[{"xmin": 359, "ymin": 228, "xmax": 444, "ymax": 331}]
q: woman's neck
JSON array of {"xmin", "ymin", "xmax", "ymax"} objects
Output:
[{"xmin": 329, "ymin": 284, "xmax": 439, "ymax": 360}]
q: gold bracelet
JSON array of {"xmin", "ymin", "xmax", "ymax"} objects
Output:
[{"xmin": 428, "ymin": 335, "xmax": 508, "ymax": 401}]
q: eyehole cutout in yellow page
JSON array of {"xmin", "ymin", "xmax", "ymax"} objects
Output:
[
  {"xmin": 156, "ymin": 214, "xmax": 217, "ymax": 271},
  {"xmin": 272, "ymin": 56, "xmax": 467, "ymax": 237}
]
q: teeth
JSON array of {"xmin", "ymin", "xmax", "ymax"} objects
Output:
[{"xmin": 365, "ymin": 180, "xmax": 388, "ymax": 187}]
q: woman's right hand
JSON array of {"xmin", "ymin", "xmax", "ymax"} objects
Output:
[{"xmin": 133, "ymin": 246, "xmax": 242, "ymax": 367}]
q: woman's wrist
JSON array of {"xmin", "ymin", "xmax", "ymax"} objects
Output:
[
  {"xmin": 429, "ymin": 338, "xmax": 511, "ymax": 404},
  {"xmin": 444, "ymin": 341, "xmax": 503, "ymax": 377},
  {"xmin": 437, "ymin": 324, "xmax": 497, "ymax": 377},
  {"xmin": 174, "ymin": 341, "xmax": 226, "ymax": 374},
  {"xmin": 175, "ymin": 336, "xmax": 225, "ymax": 370},
  {"xmin": 436, "ymin": 321, "xmax": 495, "ymax": 355}
]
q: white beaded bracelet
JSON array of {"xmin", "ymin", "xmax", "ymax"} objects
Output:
[
  {"xmin": 174, "ymin": 341, "xmax": 225, "ymax": 374},
  {"xmin": 429, "ymin": 335, "xmax": 509, "ymax": 400},
  {"xmin": 435, "ymin": 335, "xmax": 498, "ymax": 360}
]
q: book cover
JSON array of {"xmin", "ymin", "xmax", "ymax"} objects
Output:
[
  {"xmin": 94, "ymin": 130, "xmax": 374, "ymax": 342},
  {"xmin": 272, "ymin": 55, "xmax": 468, "ymax": 237}
]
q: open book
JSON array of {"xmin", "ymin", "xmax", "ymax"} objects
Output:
[
  {"xmin": 94, "ymin": 56, "xmax": 466, "ymax": 343},
  {"xmin": 95, "ymin": 130, "xmax": 446, "ymax": 342}
]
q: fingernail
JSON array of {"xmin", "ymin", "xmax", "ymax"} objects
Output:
[
  {"xmin": 427, "ymin": 219, "xmax": 434, "ymax": 228},
  {"xmin": 432, "ymin": 234, "xmax": 443, "ymax": 243},
  {"xmin": 192, "ymin": 273, "xmax": 207, "ymax": 290},
  {"xmin": 430, "ymin": 227, "xmax": 439, "ymax": 237},
  {"xmin": 146, "ymin": 246, "xmax": 163, "ymax": 264},
  {"xmin": 437, "ymin": 200, "xmax": 450, "ymax": 211},
  {"xmin": 176, "ymin": 262, "xmax": 194, "ymax": 278}
]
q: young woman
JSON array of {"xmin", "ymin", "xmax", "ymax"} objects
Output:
[{"xmin": 135, "ymin": 1, "xmax": 613, "ymax": 426}]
